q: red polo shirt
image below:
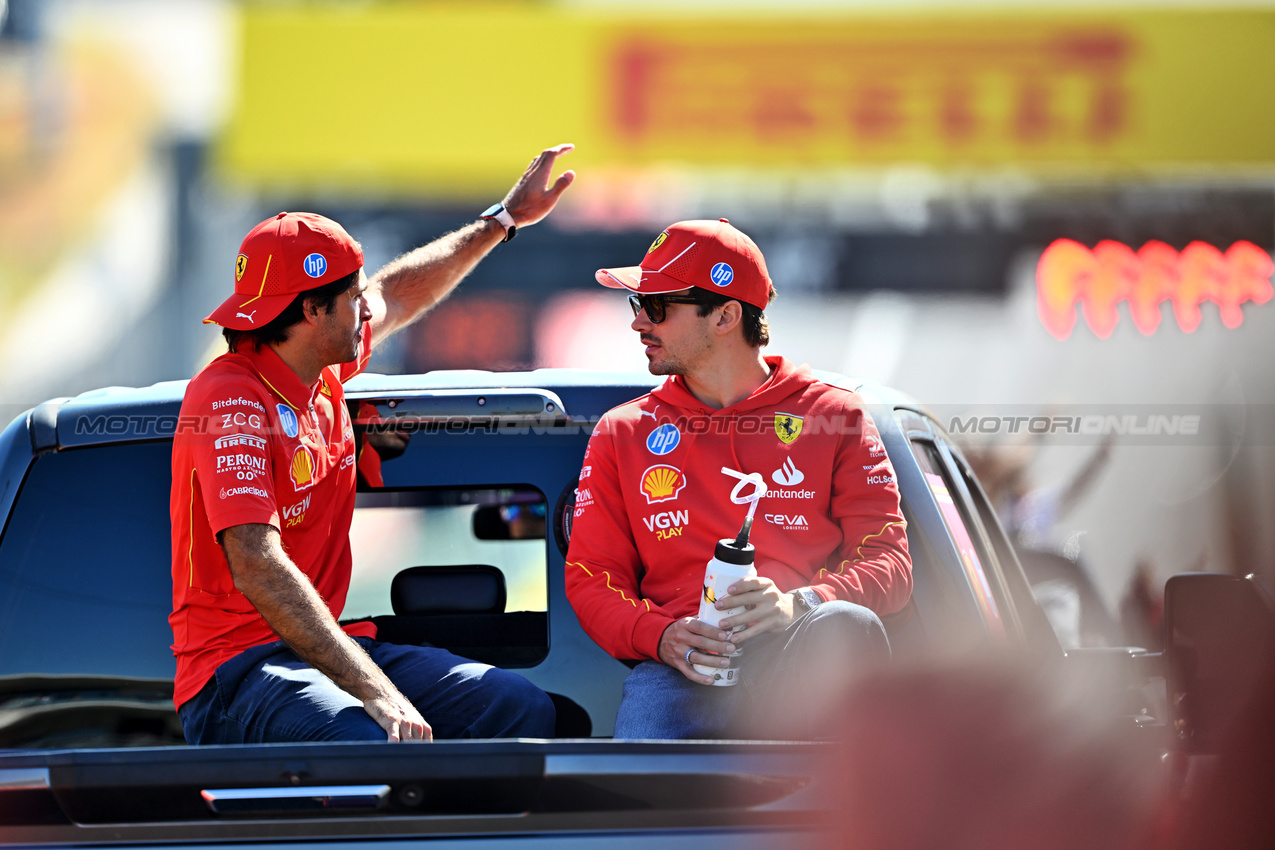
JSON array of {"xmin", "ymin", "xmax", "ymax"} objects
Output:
[{"xmin": 169, "ymin": 325, "xmax": 375, "ymax": 709}]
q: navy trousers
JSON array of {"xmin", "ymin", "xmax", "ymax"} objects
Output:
[{"xmin": 179, "ymin": 637, "xmax": 555, "ymax": 744}]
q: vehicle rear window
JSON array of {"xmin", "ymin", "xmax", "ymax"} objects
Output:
[
  {"xmin": 908, "ymin": 440, "xmax": 1006, "ymax": 638},
  {"xmin": 345, "ymin": 487, "xmax": 548, "ymax": 618},
  {"xmin": 0, "ymin": 443, "xmax": 176, "ymax": 680}
]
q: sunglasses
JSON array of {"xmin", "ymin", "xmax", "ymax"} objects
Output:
[{"xmin": 628, "ymin": 293, "xmax": 718, "ymax": 324}]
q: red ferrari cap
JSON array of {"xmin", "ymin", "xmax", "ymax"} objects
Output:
[
  {"xmin": 205, "ymin": 212, "xmax": 364, "ymax": 331},
  {"xmin": 595, "ymin": 218, "xmax": 773, "ymax": 310}
]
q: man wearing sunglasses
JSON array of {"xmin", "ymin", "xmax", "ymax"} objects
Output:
[{"xmin": 565, "ymin": 218, "xmax": 912, "ymax": 740}]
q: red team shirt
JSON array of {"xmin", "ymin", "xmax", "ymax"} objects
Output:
[
  {"xmin": 169, "ymin": 325, "xmax": 375, "ymax": 709},
  {"xmin": 565, "ymin": 357, "xmax": 913, "ymax": 662}
]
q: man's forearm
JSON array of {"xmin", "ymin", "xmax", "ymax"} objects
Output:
[
  {"xmin": 368, "ymin": 220, "xmax": 503, "ymax": 340},
  {"xmin": 224, "ymin": 526, "xmax": 396, "ymax": 703}
]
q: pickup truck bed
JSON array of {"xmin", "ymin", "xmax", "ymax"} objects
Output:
[{"xmin": 0, "ymin": 368, "xmax": 1062, "ymax": 844}]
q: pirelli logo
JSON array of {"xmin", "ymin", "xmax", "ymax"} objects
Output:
[{"xmin": 214, "ymin": 433, "xmax": 267, "ymax": 451}]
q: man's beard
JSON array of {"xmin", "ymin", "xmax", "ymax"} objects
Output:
[
  {"xmin": 642, "ymin": 333, "xmax": 684, "ymax": 377},
  {"xmin": 340, "ymin": 324, "xmax": 363, "ymax": 363}
]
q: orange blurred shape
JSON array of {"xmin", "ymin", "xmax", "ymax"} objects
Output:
[
  {"xmin": 1037, "ymin": 239, "xmax": 1273, "ymax": 337},
  {"xmin": 1036, "ymin": 238, "xmax": 1093, "ymax": 340},
  {"xmin": 1218, "ymin": 241, "xmax": 1275, "ymax": 329},
  {"xmin": 1129, "ymin": 241, "xmax": 1178, "ymax": 335},
  {"xmin": 1173, "ymin": 242, "xmax": 1225, "ymax": 333},
  {"xmin": 1085, "ymin": 240, "xmax": 1138, "ymax": 338}
]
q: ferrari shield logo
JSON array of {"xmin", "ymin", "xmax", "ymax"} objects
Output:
[
  {"xmin": 774, "ymin": 413, "xmax": 803, "ymax": 445},
  {"xmin": 235, "ymin": 254, "xmax": 249, "ymax": 282}
]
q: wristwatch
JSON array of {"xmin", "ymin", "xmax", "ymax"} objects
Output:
[
  {"xmin": 480, "ymin": 203, "xmax": 517, "ymax": 243},
  {"xmin": 791, "ymin": 587, "xmax": 822, "ymax": 617}
]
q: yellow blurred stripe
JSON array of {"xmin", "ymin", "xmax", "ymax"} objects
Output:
[{"xmin": 219, "ymin": 5, "xmax": 1275, "ymax": 194}]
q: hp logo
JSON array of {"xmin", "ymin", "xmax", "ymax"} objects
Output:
[
  {"xmin": 277, "ymin": 404, "xmax": 299, "ymax": 439},
  {"xmin": 646, "ymin": 423, "xmax": 681, "ymax": 455},
  {"xmin": 303, "ymin": 253, "xmax": 328, "ymax": 278},
  {"xmin": 709, "ymin": 262, "xmax": 734, "ymax": 287}
]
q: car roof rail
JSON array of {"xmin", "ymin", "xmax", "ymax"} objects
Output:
[{"xmin": 29, "ymin": 398, "xmax": 69, "ymax": 455}]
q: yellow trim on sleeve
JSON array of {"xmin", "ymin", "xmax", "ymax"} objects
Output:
[
  {"xmin": 569, "ymin": 561, "xmax": 650, "ymax": 611},
  {"xmin": 819, "ymin": 520, "xmax": 907, "ymax": 577},
  {"xmin": 855, "ymin": 520, "xmax": 907, "ymax": 561}
]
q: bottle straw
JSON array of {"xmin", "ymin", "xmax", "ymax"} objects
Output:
[{"xmin": 721, "ymin": 467, "xmax": 767, "ymax": 546}]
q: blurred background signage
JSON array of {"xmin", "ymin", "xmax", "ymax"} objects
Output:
[
  {"xmin": 1037, "ymin": 240, "xmax": 1275, "ymax": 339},
  {"xmin": 222, "ymin": 6, "xmax": 1275, "ymax": 194}
]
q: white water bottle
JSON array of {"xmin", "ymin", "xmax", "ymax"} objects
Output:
[
  {"xmin": 691, "ymin": 467, "xmax": 766, "ymax": 687},
  {"xmin": 692, "ymin": 534, "xmax": 757, "ymax": 686}
]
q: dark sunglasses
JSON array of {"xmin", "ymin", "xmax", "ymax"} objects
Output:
[{"xmin": 628, "ymin": 293, "xmax": 717, "ymax": 324}]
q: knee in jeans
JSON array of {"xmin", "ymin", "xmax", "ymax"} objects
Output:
[{"xmin": 807, "ymin": 601, "xmax": 890, "ymax": 650}]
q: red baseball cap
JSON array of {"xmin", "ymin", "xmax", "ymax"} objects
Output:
[
  {"xmin": 595, "ymin": 218, "xmax": 773, "ymax": 310},
  {"xmin": 205, "ymin": 212, "xmax": 365, "ymax": 331}
]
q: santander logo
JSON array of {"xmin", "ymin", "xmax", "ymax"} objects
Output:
[{"xmin": 772, "ymin": 457, "xmax": 805, "ymax": 487}]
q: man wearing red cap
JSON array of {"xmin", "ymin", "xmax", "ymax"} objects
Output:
[
  {"xmin": 565, "ymin": 219, "xmax": 913, "ymax": 739},
  {"xmin": 170, "ymin": 145, "xmax": 574, "ymax": 744}
]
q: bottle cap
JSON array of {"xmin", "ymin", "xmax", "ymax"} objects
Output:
[{"xmin": 714, "ymin": 537, "xmax": 754, "ymax": 566}]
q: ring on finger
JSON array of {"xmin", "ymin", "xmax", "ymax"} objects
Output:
[{"xmin": 684, "ymin": 648, "xmax": 694, "ymax": 665}]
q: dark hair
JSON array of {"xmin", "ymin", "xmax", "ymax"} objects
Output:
[
  {"xmin": 694, "ymin": 286, "xmax": 776, "ymax": 348},
  {"xmin": 223, "ymin": 270, "xmax": 359, "ymax": 353}
]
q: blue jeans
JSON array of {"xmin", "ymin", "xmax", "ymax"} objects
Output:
[
  {"xmin": 179, "ymin": 638, "xmax": 555, "ymax": 744},
  {"xmin": 613, "ymin": 601, "xmax": 890, "ymax": 740}
]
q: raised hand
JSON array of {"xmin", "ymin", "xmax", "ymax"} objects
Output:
[{"xmin": 501, "ymin": 143, "xmax": 576, "ymax": 227}]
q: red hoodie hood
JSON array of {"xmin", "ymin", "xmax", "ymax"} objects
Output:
[{"xmin": 649, "ymin": 356, "xmax": 818, "ymax": 415}]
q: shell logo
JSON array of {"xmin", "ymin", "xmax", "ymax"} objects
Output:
[
  {"xmin": 290, "ymin": 445, "xmax": 316, "ymax": 491},
  {"xmin": 641, "ymin": 464, "xmax": 686, "ymax": 504}
]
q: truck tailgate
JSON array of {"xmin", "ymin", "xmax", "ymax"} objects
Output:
[{"xmin": 0, "ymin": 739, "xmax": 835, "ymax": 846}]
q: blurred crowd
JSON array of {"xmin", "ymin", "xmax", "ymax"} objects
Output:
[
  {"xmin": 965, "ymin": 436, "xmax": 1169, "ymax": 652},
  {"xmin": 829, "ymin": 650, "xmax": 1275, "ymax": 850}
]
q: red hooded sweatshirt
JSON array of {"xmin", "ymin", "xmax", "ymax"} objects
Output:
[{"xmin": 565, "ymin": 356, "xmax": 912, "ymax": 662}]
